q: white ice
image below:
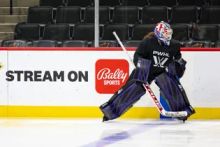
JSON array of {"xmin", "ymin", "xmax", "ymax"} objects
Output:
[{"xmin": 0, "ymin": 119, "xmax": 220, "ymax": 147}]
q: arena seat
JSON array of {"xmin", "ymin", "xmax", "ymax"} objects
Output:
[
  {"xmin": 43, "ymin": 24, "xmax": 70, "ymax": 41},
  {"xmin": 73, "ymin": 24, "xmax": 95, "ymax": 41},
  {"xmin": 112, "ymin": 6, "xmax": 140, "ymax": 24},
  {"xmin": 56, "ymin": 6, "xmax": 81, "ymax": 24},
  {"xmin": 67, "ymin": 0, "xmax": 92, "ymax": 7},
  {"xmin": 91, "ymin": 40, "xmax": 118, "ymax": 47},
  {"xmin": 27, "ymin": 6, "xmax": 54, "ymax": 24},
  {"xmin": 123, "ymin": 40, "xmax": 142, "ymax": 47},
  {"xmin": 14, "ymin": 23, "xmax": 40, "ymax": 40},
  {"xmin": 84, "ymin": 6, "xmax": 110, "ymax": 24},
  {"xmin": 62, "ymin": 40, "xmax": 89, "ymax": 47},
  {"xmin": 148, "ymin": 0, "xmax": 177, "ymax": 7},
  {"xmin": 32, "ymin": 40, "xmax": 58, "ymax": 47},
  {"xmin": 40, "ymin": 0, "xmax": 65, "ymax": 7},
  {"xmin": 178, "ymin": 0, "xmax": 206, "ymax": 6},
  {"xmin": 131, "ymin": 24, "xmax": 154, "ymax": 40},
  {"xmin": 209, "ymin": 0, "xmax": 220, "ymax": 5},
  {"xmin": 141, "ymin": 6, "xmax": 169, "ymax": 24},
  {"xmin": 191, "ymin": 24, "xmax": 219, "ymax": 42},
  {"xmin": 1, "ymin": 40, "xmax": 29, "ymax": 47},
  {"xmin": 121, "ymin": 0, "xmax": 148, "ymax": 6},
  {"xmin": 170, "ymin": 6, "xmax": 198, "ymax": 24},
  {"xmin": 102, "ymin": 24, "xmax": 129, "ymax": 41},
  {"xmin": 199, "ymin": 6, "xmax": 220, "ymax": 24},
  {"xmin": 99, "ymin": 0, "xmax": 121, "ymax": 6},
  {"xmin": 171, "ymin": 24, "xmax": 190, "ymax": 41}
]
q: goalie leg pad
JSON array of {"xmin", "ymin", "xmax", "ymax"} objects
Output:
[
  {"xmin": 155, "ymin": 72, "xmax": 191, "ymax": 112},
  {"xmin": 100, "ymin": 80, "xmax": 146, "ymax": 121}
]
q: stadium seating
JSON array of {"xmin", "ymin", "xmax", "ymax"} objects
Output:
[
  {"xmin": 112, "ymin": 6, "xmax": 140, "ymax": 24},
  {"xmin": 43, "ymin": 24, "xmax": 70, "ymax": 41},
  {"xmin": 39, "ymin": 0, "xmax": 65, "ymax": 7},
  {"xmin": 171, "ymin": 24, "xmax": 190, "ymax": 41},
  {"xmin": 178, "ymin": 0, "xmax": 206, "ymax": 6},
  {"xmin": 170, "ymin": 6, "xmax": 198, "ymax": 24},
  {"xmin": 141, "ymin": 6, "xmax": 169, "ymax": 24},
  {"xmin": 56, "ymin": 6, "xmax": 81, "ymax": 24},
  {"xmin": 99, "ymin": 0, "xmax": 121, "ymax": 6},
  {"xmin": 148, "ymin": 0, "xmax": 177, "ymax": 7},
  {"xmin": 1, "ymin": 0, "xmax": 219, "ymax": 47},
  {"xmin": 191, "ymin": 24, "xmax": 219, "ymax": 42},
  {"xmin": 73, "ymin": 24, "xmax": 95, "ymax": 41},
  {"xmin": 62, "ymin": 40, "xmax": 89, "ymax": 47},
  {"xmin": 14, "ymin": 23, "xmax": 40, "ymax": 40},
  {"xmin": 1, "ymin": 40, "xmax": 29, "ymax": 47},
  {"xmin": 131, "ymin": 24, "xmax": 154, "ymax": 40},
  {"xmin": 102, "ymin": 24, "xmax": 129, "ymax": 41},
  {"xmin": 199, "ymin": 6, "xmax": 220, "ymax": 24},
  {"xmin": 123, "ymin": 40, "xmax": 142, "ymax": 47},
  {"xmin": 32, "ymin": 40, "xmax": 58, "ymax": 47},
  {"xmin": 121, "ymin": 0, "xmax": 148, "ymax": 6},
  {"xmin": 67, "ymin": 0, "xmax": 92, "ymax": 7},
  {"xmin": 27, "ymin": 6, "xmax": 54, "ymax": 24},
  {"xmin": 84, "ymin": 6, "xmax": 110, "ymax": 24}
]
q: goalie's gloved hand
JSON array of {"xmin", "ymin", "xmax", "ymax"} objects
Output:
[{"xmin": 175, "ymin": 58, "xmax": 187, "ymax": 78}]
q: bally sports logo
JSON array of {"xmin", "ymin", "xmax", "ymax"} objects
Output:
[{"xmin": 95, "ymin": 59, "xmax": 129, "ymax": 94}]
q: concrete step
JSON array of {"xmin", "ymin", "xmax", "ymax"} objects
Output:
[
  {"xmin": 0, "ymin": 0, "xmax": 39, "ymax": 7},
  {"xmin": 0, "ymin": 23, "xmax": 16, "ymax": 32},
  {"xmin": 0, "ymin": 32, "xmax": 14, "ymax": 40},
  {"xmin": 0, "ymin": 7, "xmax": 28, "ymax": 15},
  {"xmin": 0, "ymin": 0, "xmax": 9, "ymax": 7},
  {"xmin": 0, "ymin": 15, "xmax": 27, "ymax": 23}
]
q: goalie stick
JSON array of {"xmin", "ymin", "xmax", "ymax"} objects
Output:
[{"xmin": 113, "ymin": 31, "xmax": 188, "ymax": 118}]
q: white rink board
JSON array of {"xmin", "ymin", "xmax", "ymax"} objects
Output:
[{"xmin": 0, "ymin": 49, "xmax": 220, "ymax": 107}]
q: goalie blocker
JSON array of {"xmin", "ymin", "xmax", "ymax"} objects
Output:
[{"xmin": 100, "ymin": 58, "xmax": 195, "ymax": 121}]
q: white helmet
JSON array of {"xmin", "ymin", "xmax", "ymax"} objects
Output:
[{"xmin": 154, "ymin": 21, "xmax": 173, "ymax": 46}]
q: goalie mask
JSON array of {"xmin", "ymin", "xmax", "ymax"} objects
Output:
[{"xmin": 154, "ymin": 21, "xmax": 173, "ymax": 46}]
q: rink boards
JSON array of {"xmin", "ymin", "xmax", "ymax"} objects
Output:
[{"xmin": 0, "ymin": 47, "xmax": 220, "ymax": 119}]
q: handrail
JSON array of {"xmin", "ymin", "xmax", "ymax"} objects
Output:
[{"xmin": 10, "ymin": 0, "xmax": 13, "ymax": 15}]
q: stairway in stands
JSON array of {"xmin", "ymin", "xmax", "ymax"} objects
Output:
[{"xmin": 0, "ymin": 0, "xmax": 39, "ymax": 45}]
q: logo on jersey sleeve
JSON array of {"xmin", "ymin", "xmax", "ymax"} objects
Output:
[{"xmin": 95, "ymin": 59, "xmax": 129, "ymax": 94}]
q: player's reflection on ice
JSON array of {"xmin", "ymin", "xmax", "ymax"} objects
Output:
[{"xmin": 81, "ymin": 120, "xmax": 189, "ymax": 147}]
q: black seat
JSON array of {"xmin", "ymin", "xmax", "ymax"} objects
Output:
[
  {"xmin": 199, "ymin": 6, "xmax": 220, "ymax": 24},
  {"xmin": 191, "ymin": 24, "xmax": 219, "ymax": 42},
  {"xmin": 148, "ymin": 0, "xmax": 177, "ymax": 7},
  {"xmin": 209, "ymin": 0, "xmax": 220, "ymax": 5},
  {"xmin": 84, "ymin": 6, "xmax": 110, "ymax": 24},
  {"xmin": 62, "ymin": 40, "xmax": 88, "ymax": 47},
  {"xmin": 73, "ymin": 24, "xmax": 95, "ymax": 41},
  {"xmin": 56, "ymin": 6, "xmax": 81, "ymax": 24},
  {"xmin": 112, "ymin": 6, "xmax": 139, "ymax": 24},
  {"xmin": 215, "ymin": 41, "xmax": 220, "ymax": 47},
  {"xmin": 178, "ymin": 0, "xmax": 206, "ymax": 6},
  {"xmin": 121, "ymin": 0, "xmax": 148, "ymax": 6},
  {"xmin": 43, "ymin": 24, "xmax": 70, "ymax": 41},
  {"xmin": 170, "ymin": 6, "xmax": 198, "ymax": 24},
  {"xmin": 184, "ymin": 40, "xmax": 212, "ymax": 47},
  {"xmin": 14, "ymin": 23, "xmax": 40, "ymax": 40},
  {"xmin": 99, "ymin": 0, "xmax": 120, "ymax": 6},
  {"xmin": 102, "ymin": 24, "xmax": 129, "ymax": 41},
  {"xmin": 27, "ymin": 6, "xmax": 54, "ymax": 24},
  {"xmin": 40, "ymin": 0, "xmax": 65, "ymax": 7},
  {"xmin": 132, "ymin": 24, "xmax": 154, "ymax": 40},
  {"xmin": 1, "ymin": 40, "xmax": 29, "ymax": 47},
  {"xmin": 123, "ymin": 40, "xmax": 142, "ymax": 47},
  {"xmin": 141, "ymin": 6, "xmax": 169, "ymax": 24},
  {"xmin": 32, "ymin": 40, "xmax": 58, "ymax": 47},
  {"xmin": 67, "ymin": 0, "xmax": 92, "ymax": 7},
  {"xmin": 171, "ymin": 24, "xmax": 189, "ymax": 41},
  {"xmin": 91, "ymin": 40, "xmax": 118, "ymax": 47}
]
